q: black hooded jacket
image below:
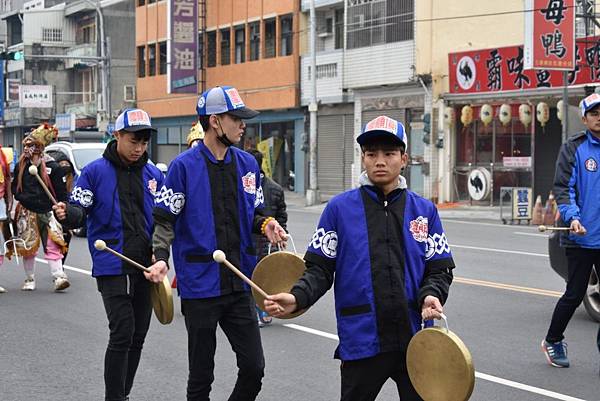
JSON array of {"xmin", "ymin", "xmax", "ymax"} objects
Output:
[{"xmin": 13, "ymin": 158, "xmax": 68, "ymax": 213}]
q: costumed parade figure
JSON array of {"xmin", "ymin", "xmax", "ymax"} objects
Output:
[{"xmin": 10, "ymin": 123, "xmax": 70, "ymax": 292}]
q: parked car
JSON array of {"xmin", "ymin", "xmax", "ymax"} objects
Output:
[
  {"xmin": 548, "ymin": 230, "xmax": 600, "ymax": 322},
  {"xmin": 46, "ymin": 141, "xmax": 107, "ymax": 237}
]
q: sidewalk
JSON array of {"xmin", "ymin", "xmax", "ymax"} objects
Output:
[{"xmin": 285, "ymin": 190, "xmax": 507, "ymax": 222}]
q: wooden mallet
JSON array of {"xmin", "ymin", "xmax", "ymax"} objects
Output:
[
  {"xmin": 94, "ymin": 240, "xmax": 151, "ymax": 272},
  {"xmin": 213, "ymin": 250, "xmax": 269, "ymax": 298},
  {"xmin": 28, "ymin": 165, "xmax": 58, "ymax": 205},
  {"xmin": 538, "ymin": 225, "xmax": 571, "ymax": 232},
  {"xmin": 94, "ymin": 239, "xmax": 174, "ymax": 325}
]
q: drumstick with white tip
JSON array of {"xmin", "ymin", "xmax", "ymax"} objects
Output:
[
  {"xmin": 213, "ymin": 250, "xmax": 269, "ymax": 298},
  {"xmin": 94, "ymin": 240, "xmax": 151, "ymax": 273},
  {"xmin": 538, "ymin": 225, "xmax": 571, "ymax": 232},
  {"xmin": 28, "ymin": 165, "xmax": 58, "ymax": 205}
]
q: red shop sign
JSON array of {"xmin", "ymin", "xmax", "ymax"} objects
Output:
[{"xmin": 449, "ymin": 36, "xmax": 600, "ymax": 94}]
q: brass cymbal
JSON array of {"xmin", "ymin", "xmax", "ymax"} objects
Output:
[
  {"xmin": 407, "ymin": 324, "xmax": 475, "ymax": 401},
  {"xmin": 151, "ymin": 276, "xmax": 174, "ymax": 325},
  {"xmin": 251, "ymin": 251, "xmax": 306, "ymax": 319}
]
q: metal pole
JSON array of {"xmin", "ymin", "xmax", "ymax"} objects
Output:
[
  {"xmin": 562, "ymin": 71, "xmax": 568, "ymax": 143},
  {"xmin": 106, "ymin": 36, "xmax": 112, "ymax": 121},
  {"xmin": 84, "ymin": 0, "xmax": 108, "ymax": 122},
  {"xmin": 306, "ymin": 0, "xmax": 319, "ymax": 206}
]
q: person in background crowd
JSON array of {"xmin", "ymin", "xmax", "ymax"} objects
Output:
[
  {"xmin": 0, "ymin": 145, "xmax": 12, "ymax": 293},
  {"xmin": 542, "ymin": 93, "xmax": 600, "ymax": 371},
  {"xmin": 53, "ymin": 152, "xmax": 75, "ymax": 263},
  {"xmin": 248, "ymin": 148, "xmax": 287, "ymax": 327}
]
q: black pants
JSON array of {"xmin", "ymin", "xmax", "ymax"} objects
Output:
[
  {"xmin": 182, "ymin": 292, "xmax": 265, "ymax": 401},
  {"xmin": 97, "ymin": 273, "xmax": 152, "ymax": 401},
  {"xmin": 546, "ymin": 247, "xmax": 600, "ymax": 343},
  {"xmin": 340, "ymin": 351, "xmax": 423, "ymax": 401}
]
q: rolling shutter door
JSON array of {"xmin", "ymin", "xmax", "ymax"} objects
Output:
[{"xmin": 317, "ymin": 115, "xmax": 344, "ymax": 196}]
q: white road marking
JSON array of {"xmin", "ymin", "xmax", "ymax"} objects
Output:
[
  {"xmin": 450, "ymin": 244, "xmax": 548, "ymax": 258},
  {"xmin": 443, "ymin": 219, "xmax": 537, "ymax": 229},
  {"xmin": 283, "ymin": 324, "xmax": 586, "ymax": 401},
  {"xmin": 35, "ymin": 257, "xmax": 92, "ymax": 276},
  {"xmin": 513, "ymin": 231, "xmax": 548, "ymax": 238}
]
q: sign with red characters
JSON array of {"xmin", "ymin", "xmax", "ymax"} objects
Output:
[
  {"xmin": 449, "ymin": 36, "xmax": 600, "ymax": 94},
  {"xmin": 524, "ymin": 0, "xmax": 575, "ymax": 70}
]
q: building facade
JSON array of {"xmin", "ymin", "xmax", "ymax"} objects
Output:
[
  {"xmin": 415, "ymin": 0, "xmax": 597, "ymax": 204},
  {"xmin": 136, "ymin": 0, "xmax": 304, "ymax": 191},
  {"xmin": 299, "ymin": 0, "xmax": 429, "ymax": 200},
  {"xmin": 0, "ymin": 0, "xmax": 137, "ymax": 148}
]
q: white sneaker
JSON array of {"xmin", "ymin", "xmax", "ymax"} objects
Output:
[
  {"xmin": 53, "ymin": 273, "xmax": 70, "ymax": 292},
  {"xmin": 0, "ymin": 285, "xmax": 6, "ymax": 293},
  {"xmin": 22, "ymin": 278, "xmax": 36, "ymax": 291}
]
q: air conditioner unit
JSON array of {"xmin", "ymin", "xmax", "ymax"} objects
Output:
[{"xmin": 123, "ymin": 85, "xmax": 136, "ymax": 102}]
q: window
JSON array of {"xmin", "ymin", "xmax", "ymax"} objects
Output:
[
  {"xmin": 148, "ymin": 44, "xmax": 156, "ymax": 76},
  {"xmin": 148, "ymin": 0, "xmax": 156, "ymax": 4},
  {"xmin": 249, "ymin": 22, "xmax": 260, "ymax": 61},
  {"xmin": 220, "ymin": 28, "xmax": 230, "ymax": 65},
  {"xmin": 235, "ymin": 25, "xmax": 245, "ymax": 63},
  {"xmin": 347, "ymin": 0, "xmax": 414, "ymax": 49},
  {"xmin": 334, "ymin": 8, "xmax": 344, "ymax": 49},
  {"xmin": 78, "ymin": 23, "xmax": 95, "ymax": 45},
  {"xmin": 264, "ymin": 18, "xmax": 276, "ymax": 58},
  {"xmin": 138, "ymin": 0, "xmax": 145, "ymax": 5},
  {"xmin": 159, "ymin": 41, "xmax": 167, "ymax": 75},
  {"xmin": 207, "ymin": 31, "xmax": 216, "ymax": 67},
  {"xmin": 42, "ymin": 28, "xmax": 62, "ymax": 43},
  {"xmin": 137, "ymin": 45, "xmax": 146, "ymax": 77},
  {"xmin": 280, "ymin": 15, "xmax": 293, "ymax": 56}
]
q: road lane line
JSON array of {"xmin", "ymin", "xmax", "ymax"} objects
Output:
[
  {"xmin": 451, "ymin": 244, "xmax": 548, "ymax": 258},
  {"xmin": 443, "ymin": 219, "xmax": 537, "ymax": 229},
  {"xmin": 474, "ymin": 372, "xmax": 586, "ymax": 401},
  {"xmin": 35, "ymin": 258, "xmax": 92, "ymax": 276},
  {"xmin": 454, "ymin": 276, "xmax": 562, "ymax": 297},
  {"xmin": 282, "ymin": 324, "xmax": 585, "ymax": 401},
  {"xmin": 513, "ymin": 231, "xmax": 548, "ymax": 238}
]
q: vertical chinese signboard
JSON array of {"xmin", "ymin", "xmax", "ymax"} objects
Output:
[
  {"xmin": 169, "ymin": 0, "xmax": 197, "ymax": 93},
  {"xmin": 524, "ymin": 0, "xmax": 576, "ymax": 70}
]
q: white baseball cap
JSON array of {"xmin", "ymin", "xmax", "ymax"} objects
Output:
[
  {"xmin": 196, "ymin": 86, "xmax": 259, "ymax": 119},
  {"xmin": 115, "ymin": 108, "xmax": 157, "ymax": 133}
]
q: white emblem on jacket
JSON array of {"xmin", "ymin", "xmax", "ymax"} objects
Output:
[
  {"xmin": 310, "ymin": 227, "xmax": 338, "ymax": 258},
  {"xmin": 71, "ymin": 186, "xmax": 94, "ymax": 208},
  {"xmin": 155, "ymin": 185, "xmax": 186, "ymax": 215}
]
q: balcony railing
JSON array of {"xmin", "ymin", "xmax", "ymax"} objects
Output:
[
  {"xmin": 65, "ymin": 43, "xmax": 97, "ymax": 69},
  {"xmin": 65, "ymin": 99, "xmax": 97, "ymax": 118}
]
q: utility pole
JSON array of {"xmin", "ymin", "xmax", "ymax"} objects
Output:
[
  {"xmin": 306, "ymin": 0, "xmax": 319, "ymax": 206},
  {"xmin": 83, "ymin": 0, "xmax": 108, "ymax": 129}
]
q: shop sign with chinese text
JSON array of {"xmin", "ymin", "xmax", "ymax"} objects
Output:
[
  {"xmin": 169, "ymin": 0, "xmax": 197, "ymax": 93},
  {"xmin": 524, "ymin": 0, "xmax": 575, "ymax": 70},
  {"xmin": 449, "ymin": 36, "xmax": 600, "ymax": 94},
  {"xmin": 19, "ymin": 85, "xmax": 52, "ymax": 108}
]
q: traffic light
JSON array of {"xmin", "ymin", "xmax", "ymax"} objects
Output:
[
  {"xmin": 422, "ymin": 113, "xmax": 431, "ymax": 145},
  {"xmin": 0, "ymin": 50, "xmax": 23, "ymax": 60}
]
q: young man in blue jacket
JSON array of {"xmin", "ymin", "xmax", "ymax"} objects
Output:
[
  {"xmin": 146, "ymin": 86, "xmax": 287, "ymax": 401},
  {"xmin": 54, "ymin": 108, "xmax": 164, "ymax": 401},
  {"xmin": 542, "ymin": 93, "xmax": 600, "ymax": 369},
  {"xmin": 265, "ymin": 116, "xmax": 454, "ymax": 401}
]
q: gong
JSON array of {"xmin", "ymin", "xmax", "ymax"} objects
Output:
[
  {"xmin": 251, "ymin": 251, "xmax": 306, "ymax": 319},
  {"xmin": 406, "ymin": 314, "xmax": 475, "ymax": 401},
  {"xmin": 151, "ymin": 276, "xmax": 174, "ymax": 325}
]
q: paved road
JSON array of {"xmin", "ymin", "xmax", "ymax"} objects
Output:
[{"xmin": 0, "ymin": 206, "xmax": 598, "ymax": 400}]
